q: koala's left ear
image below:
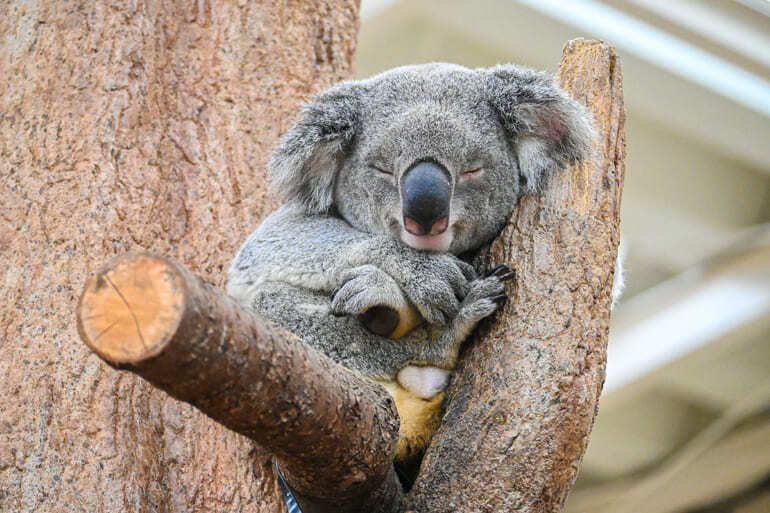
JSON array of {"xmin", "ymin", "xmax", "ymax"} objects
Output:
[
  {"xmin": 486, "ymin": 65, "xmax": 594, "ymax": 193},
  {"xmin": 268, "ymin": 83, "xmax": 362, "ymax": 213}
]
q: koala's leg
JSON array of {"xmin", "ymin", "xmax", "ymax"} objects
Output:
[
  {"xmin": 240, "ymin": 269, "xmax": 510, "ymax": 463},
  {"xmin": 377, "ymin": 380, "xmax": 444, "ymax": 464},
  {"xmin": 393, "ymin": 267, "xmax": 513, "ymax": 461}
]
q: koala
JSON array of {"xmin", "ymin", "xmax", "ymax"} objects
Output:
[{"xmin": 227, "ymin": 63, "xmax": 593, "ymax": 467}]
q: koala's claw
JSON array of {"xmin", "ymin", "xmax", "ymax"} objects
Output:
[
  {"xmin": 456, "ymin": 275, "xmax": 505, "ymax": 317},
  {"xmin": 487, "ymin": 264, "xmax": 507, "ymax": 276},
  {"xmin": 492, "ymin": 293, "xmax": 508, "ymax": 304},
  {"xmin": 486, "ymin": 264, "xmax": 515, "ymax": 282}
]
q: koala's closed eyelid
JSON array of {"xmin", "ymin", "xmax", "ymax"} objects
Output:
[
  {"xmin": 458, "ymin": 167, "xmax": 484, "ymax": 182},
  {"xmin": 368, "ymin": 163, "xmax": 393, "ymax": 176}
]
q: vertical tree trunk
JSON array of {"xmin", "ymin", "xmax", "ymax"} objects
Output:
[
  {"xmin": 0, "ymin": 2, "xmax": 359, "ymax": 511},
  {"xmin": 405, "ymin": 40, "xmax": 625, "ymax": 512}
]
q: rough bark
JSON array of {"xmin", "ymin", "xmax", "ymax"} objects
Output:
[
  {"xmin": 404, "ymin": 39, "xmax": 625, "ymax": 511},
  {"xmin": 77, "ymin": 253, "xmax": 402, "ymax": 513},
  {"xmin": 0, "ymin": 2, "xmax": 359, "ymax": 512}
]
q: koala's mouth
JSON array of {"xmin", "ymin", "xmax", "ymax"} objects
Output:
[{"xmin": 400, "ymin": 225, "xmax": 454, "ymax": 252}]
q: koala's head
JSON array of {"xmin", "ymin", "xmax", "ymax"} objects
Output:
[{"xmin": 269, "ymin": 63, "xmax": 594, "ymax": 255}]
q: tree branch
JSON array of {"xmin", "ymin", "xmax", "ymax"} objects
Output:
[
  {"xmin": 404, "ymin": 39, "xmax": 625, "ymax": 512},
  {"xmin": 76, "ymin": 253, "xmax": 402, "ymax": 513}
]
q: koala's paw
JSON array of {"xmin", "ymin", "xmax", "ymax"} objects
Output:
[
  {"xmin": 453, "ymin": 265, "xmax": 514, "ymax": 332},
  {"xmin": 398, "ymin": 254, "xmax": 477, "ymax": 326},
  {"xmin": 331, "ymin": 265, "xmax": 410, "ymax": 318}
]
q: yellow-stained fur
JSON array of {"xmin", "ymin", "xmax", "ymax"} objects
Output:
[
  {"xmin": 376, "ymin": 380, "xmax": 444, "ymax": 459},
  {"xmin": 368, "ymin": 303, "xmax": 443, "ymax": 459}
]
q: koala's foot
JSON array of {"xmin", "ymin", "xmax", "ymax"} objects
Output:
[{"xmin": 450, "ymin": 264, "xmax": 514, "ymax": 344}]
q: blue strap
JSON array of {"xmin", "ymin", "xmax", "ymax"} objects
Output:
[{"xmin": 275, "ymin": 461, "xmax": 303, "ymax": 513}]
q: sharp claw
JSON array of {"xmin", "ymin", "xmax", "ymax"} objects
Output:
[
  {"xmin": 487, "ymin": 265, "xmax": 507, "ymax": 277},
  {"xmin": 492, "ymin": 294, "xmax": 507, "ymax": 304},
  {"xmin": 499, "ymin": 271, "xmax": 515, "ymax": 282}
]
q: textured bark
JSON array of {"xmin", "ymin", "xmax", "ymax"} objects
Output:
[
  {"xmin": 405, "ymin": 40, "xmax": 625, "ymax": 511},
  {"xmin": 0, "ymin": 2, "xmax": 359, "ymax": 512},
  {"xmin": 77, "ymin": 253, "xmax": 402, "ymax": 513}
]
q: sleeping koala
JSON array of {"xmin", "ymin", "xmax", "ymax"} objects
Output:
[{"xmin": 227, "ymin": 63, "xmax": 593, "ymax": 463}]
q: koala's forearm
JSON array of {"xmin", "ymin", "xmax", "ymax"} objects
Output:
[
  {"xmin": 239, "ymin": 281, "xmax": 457, "ymax": 378},
  {"xmin": 228, "ymin": 204, "xmax": 390, "ymax": 298}
]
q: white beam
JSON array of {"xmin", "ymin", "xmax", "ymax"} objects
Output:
[
  {"xmin": 625, "ymin": 0, "xmax": 770, "ymax": 69},
  {"xmin": 606, "ymin": 235, "xmax": 770, "ymax": 392},
  {"xmin": 360, "ymin": 0, "xmax": 395, "ymax": 21},
  {"xmin": 514, "ymin": 0, "xmax": 770, "ymax": 118},
  {"xmin": 735, "ymin": 0, "xmax": 770, "ymax": 17}
]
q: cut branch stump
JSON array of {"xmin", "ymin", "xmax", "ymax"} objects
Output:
[{"xmin": 77, "ymin": 253, "xmax": 402, "ymax": 513}]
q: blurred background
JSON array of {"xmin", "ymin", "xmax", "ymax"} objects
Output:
[{"xmin": 356, "ymin": 1, "xmax": 770, "ymax": 511}]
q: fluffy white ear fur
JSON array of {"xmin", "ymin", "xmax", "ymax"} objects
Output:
[{"xmin": 515, "ymin": 136, "xmax": 553, "ymax": 193}]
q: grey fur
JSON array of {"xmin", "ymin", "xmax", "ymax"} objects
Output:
[{"xmin": 228, "ymin": 62, "xmax": 594, "ymax": 387}]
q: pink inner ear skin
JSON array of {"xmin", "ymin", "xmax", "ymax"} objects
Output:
[{"xmin": 542, "ymin": 111, "xmax": 567, "ymax": 142}]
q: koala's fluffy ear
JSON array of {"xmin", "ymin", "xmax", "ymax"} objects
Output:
[
  {"xmin": 268, "ymin": 84, "xmax": 361, "ymax": 213},
  {"xmin": 487, "ymin": 65, "xmax": 594, "ymax": 193}
]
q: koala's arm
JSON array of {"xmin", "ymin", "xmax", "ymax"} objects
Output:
[
  {"xmin": 227, "ymin": 203, "xmax": 365, "ymax": 297},
  {"xmin": 233, "ymin": 275, "xmax": 504, "ymax": 382},
  {"xmin": 228, "ymin": 203, "xmax": 475, "ymax": 325}
]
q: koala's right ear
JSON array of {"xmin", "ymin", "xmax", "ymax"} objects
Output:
[
  {"xmin": 268, "ymin": 84, "xmax": 362, "ymax": 214},
  {"xmin": 486, "ymin": 65, "xmax": 594, "ymax": 193}
]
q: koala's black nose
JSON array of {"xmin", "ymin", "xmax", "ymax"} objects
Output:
[{"xmin": 401, "ymin": 160, "xmax": 451, "ymax": 236}]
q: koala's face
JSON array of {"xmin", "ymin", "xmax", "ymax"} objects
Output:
[{"xmin": 269, "ymin": 63, "xmax": 593, "ymax": 255}]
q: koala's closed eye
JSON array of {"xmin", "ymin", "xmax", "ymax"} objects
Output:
[
  {"xmin": 368, "ymin": 163, "xmax": 393, "ymax": 176},
  {"xmin": 459, "ymin": 167, "xmax": 483, "ymax": 180}
]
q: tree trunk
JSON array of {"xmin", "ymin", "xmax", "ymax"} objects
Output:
[
  {"xmin": 0, "ymin": 1, "xmax": 359, "ymax": 512},
  {"xmin": 404, "ymin": 39, "xmax": 625, "ymax": 511}
]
